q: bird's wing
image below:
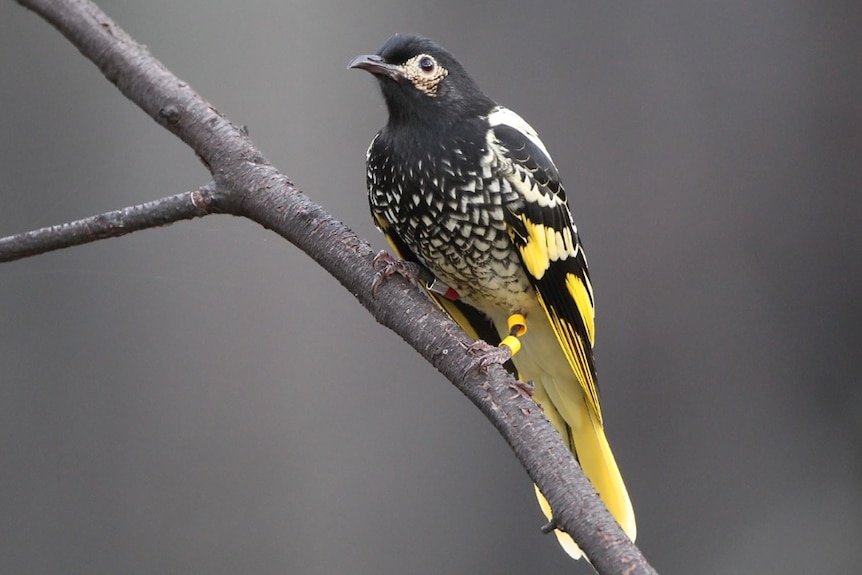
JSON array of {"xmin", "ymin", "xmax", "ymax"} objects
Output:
[{"xmin": 487, "ymin": 108, "xmax": 602, "ymax": 424}]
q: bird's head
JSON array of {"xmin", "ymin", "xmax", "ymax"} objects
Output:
[{"xmin": 349, "ymin": 34, "xmax": 494, "ymax": 128}]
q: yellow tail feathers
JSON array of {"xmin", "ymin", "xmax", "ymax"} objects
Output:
[{"xmin": 532, "ymin": 384, "xmax": 636, "ymax": 560}]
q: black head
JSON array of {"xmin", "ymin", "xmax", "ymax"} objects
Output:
[{"xmin": 349, "ymin": 35, "xmax": 495, "ymax": 128}]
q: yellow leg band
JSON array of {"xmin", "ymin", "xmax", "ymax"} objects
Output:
[
  {"xmin": 499, "ymin": 335, "xmax": 522, "ymax": 356},
  {"xmin": 507, "ymin": 313, "xmax": 527, "ymax": 337}
]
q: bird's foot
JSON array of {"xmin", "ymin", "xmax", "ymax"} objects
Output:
[
  {"xmin": 371, "ymin": 251, "xmax": 424, "ymax": 297},
  {"xmin": 509, "ymin": 379, "xmax": 535, "ymax": 400},
  {"xmin": 466, "ymin": 339, "xmax": 513, "ymax": 371},
  {"xmin": 465, "ymin": 313, "xmax": 528, "ymax": 372},
  {"xmin": 466, "ymin": 341, "xmax": 533, "ymax": 399}
]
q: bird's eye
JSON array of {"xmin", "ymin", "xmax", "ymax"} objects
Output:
[
  {"xmin": 419, "ymin": 56, "xmax": 436, "ymax": 72},
  {"xmin": 403, "ymin": 54, "xmax": 448, "ymax": 96}
]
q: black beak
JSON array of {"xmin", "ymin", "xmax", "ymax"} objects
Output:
[{"xmin": 348, "ymin": 54, "xmax": 404, "ymax": 80}]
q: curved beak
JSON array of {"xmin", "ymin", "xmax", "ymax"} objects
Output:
[{"xmin": 348, "ymin": 54, "xmax": 404, "ymax": 80}]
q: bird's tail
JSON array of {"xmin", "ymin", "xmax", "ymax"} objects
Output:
[{"xmin": 532, "ymin": 386, "xmax": 636, "ymax": 560}]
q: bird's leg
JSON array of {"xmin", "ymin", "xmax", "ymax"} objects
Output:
[
  {"xmin": 499, "ymin": 313, "xmax": 527, "ymax": 355},
  {"xmin": 467, "ymin": 313, "xmax": 533, "ymax": 397},
  {"xmin": 467, "ymin": 312, "xmax": 527, "ymax": 365}
]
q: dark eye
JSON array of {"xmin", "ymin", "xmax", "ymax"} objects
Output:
[{"xmin": 419, "ymin": 56, "xmax": 436, "ymax": 72}]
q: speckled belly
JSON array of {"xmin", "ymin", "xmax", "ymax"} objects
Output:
[
  {"xmin": 408, "ymin": 215, "xmax": 536, "ymax": 313},
  {"xmin": 367, "ymin": 134, "xmax": 534, "ymax": 313}
]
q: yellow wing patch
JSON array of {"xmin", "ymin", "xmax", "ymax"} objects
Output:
[
  {"xmin": 566, "ymin": 272, "xmax": 595, "ymax": 345},
  {"xmin": 518, "ymin": 217, "xmax": 579, "ymax": 280},
  {"xmin": 519, "ymin": 219, "xmax": 551, "ymax": 279},
  {"xmin": 511, "ymin": 212, "xmax": 603, "ymax": 425}
]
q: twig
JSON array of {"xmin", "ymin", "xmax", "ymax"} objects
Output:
[{"xmin": 0, "ymin": 186, "xmax": 218, "ymax": 263}]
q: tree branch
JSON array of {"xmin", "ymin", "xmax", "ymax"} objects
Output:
[
  {"xmin": 0, "ymin": 185, "xmax": 218, "ymax": 263},
  {"xmin": 12, "ymin": 1, "xmax": 657, "ymax": 572}
]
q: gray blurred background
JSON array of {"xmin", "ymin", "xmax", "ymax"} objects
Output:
[{"xmin": 1, "ymin": 1, "xmax": 860, "ymax": 573}]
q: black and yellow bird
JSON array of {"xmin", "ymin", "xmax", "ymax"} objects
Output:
[{"xmin": 349, "ymin": 34, "xmax": 635, "ymax": 559}]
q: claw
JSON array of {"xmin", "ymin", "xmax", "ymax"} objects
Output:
[
  {"xmin": 371, "ymin": 251, "xmax": 424, "ymax": 297},
  {"xmin": 466, "ymin": 312, "xmax": 529, "ymax": 373},
  {"xmin": 467, "ymin": 339, "xmax": 513, "ymax": 372},
  {"xmin": 468, "ymin": 340, "xmax": 534, "ymax": 398},
  {"xmin": 509, "ymin": 379, "xmax": 535, "ymax": 400}
]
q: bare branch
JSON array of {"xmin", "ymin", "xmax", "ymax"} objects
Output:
[
  {"xmin": 0, "ymin": 185, "xmax": 218, "ymax": 263},
  {"xmin": 12, "ymin": 1, "xmax": 657, "ymax": 572}
]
